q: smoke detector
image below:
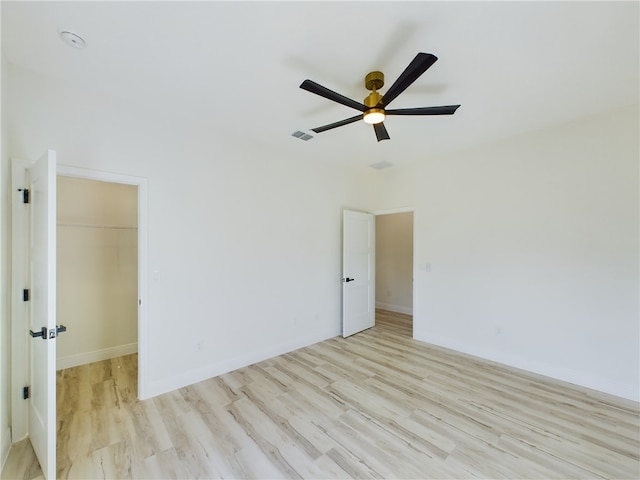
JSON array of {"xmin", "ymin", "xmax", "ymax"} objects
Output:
[{"xmin": 59, "ymin": 29, "xmax": 86, "ymax": 49}]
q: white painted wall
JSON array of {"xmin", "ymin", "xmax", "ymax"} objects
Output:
[
  {"xmin": 375, "ymin": 212, "xmax": 413, "ymax": 315},
  {"xmin": 5, "ymin": 63, "xmax": 375, "ymax": 399},
  {"xmin": 0, "ymin": 16, "xmax": 13, "ymax": 467},
  {"xmin": 373, "ymin": 104, "xmax": 640, "ymax": 401},
  {"xmin": 56, "ymin": 176, "xmax": 138, "ymax": 369}
]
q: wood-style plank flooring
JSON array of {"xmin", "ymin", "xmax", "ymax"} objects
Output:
[
  {"xmin": 1, "ymin": 437, "xmax": 44, "ymax": 480},
  {"xmin": 4, "ymin": 310, "xmax": 639, "ymax": 479}
]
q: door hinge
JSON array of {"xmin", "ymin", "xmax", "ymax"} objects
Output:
[
  {"xmin": 18, "ymin": 188, "xmax": 30, "ymax": 204},
  {"xmin": 23, "ymin": 386, "xmax": 30, "ymax": 400},
  {"xmin": 23, "ymin": 289, "xmax": 29, "ymax": 301}
]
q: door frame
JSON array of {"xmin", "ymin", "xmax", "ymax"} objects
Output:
[
  {"xmin": 10, "ymin": 158, "xmax": 31, "ymax": 441},
  {"xmin": 372, "ymin": 206, "xmax": 415, "ymax": 337},
  {"xmin": 10, "ymin": 161, "xmax": 149, "ymax": 442}
]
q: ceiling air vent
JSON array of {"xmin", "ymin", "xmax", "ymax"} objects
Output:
[
  {"xmin": 292, "ymin": 131, "xmax": 313, "ymax": 141},
  {"xmin": 370, "ymin": 160, "xmax": 393, "ymax": 170}
]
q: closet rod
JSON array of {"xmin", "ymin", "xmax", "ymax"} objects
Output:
[{"xmin": 57, "ymin": 223, "xmax": 137, "ymax": 230}]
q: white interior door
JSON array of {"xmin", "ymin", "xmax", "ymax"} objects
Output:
[
  {"xmin": 342, "ymin": 210, "xmax": 375, "ymax": 337},
  {"xmin": 28, "ymin": 150, "xmax": 57, "ymax": 480}
]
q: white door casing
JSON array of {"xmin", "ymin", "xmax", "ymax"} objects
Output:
[
  {"xmin": 27, "ymin": 150, "xmax": 57, "ymax": 480},
  {"xmin": 56, "ymin": 165, "xmax": 149, "ymax": 399},
  {"xmin": 10, "ymin": 158, "xmax": 31, "ymax": 442},
  {"xmin": 342, "ymin": 210, "xmax": 375, "ymax": 337}
]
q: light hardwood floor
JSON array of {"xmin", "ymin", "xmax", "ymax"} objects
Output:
[{"xmin": 3, "ymin": 310, "xmax": 639, "ymax": 479}]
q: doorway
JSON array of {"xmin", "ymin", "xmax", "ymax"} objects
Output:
[
  {"xmin": 375, "ymin": 210, "xmax": 414, "ymax": 336},
  {"xmin": 53, "ymin": 164, "xmax": 148, "ymax": 402},
  {"xmin": 56, "ymin": 176, "xmax": 138, "ymax": 370}
]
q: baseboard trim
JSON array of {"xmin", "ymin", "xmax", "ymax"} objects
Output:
[
  {"xmin": 417, "ymin": 332, "xmax": 639, "ymax": 403},
  {"xmin": 57, "ymin": 343, "xmax": 138, "ymax": 370},
  {"xmin": 375, "ymin": 302, "xmax": 413, "ymax": 316},
  {"xmin": 144, "ymin": 328, "xmax": 340, "ymax": 400}
]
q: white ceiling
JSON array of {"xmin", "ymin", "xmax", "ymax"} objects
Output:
[{"xmin": 2, "ymin": 1, "xmax": 639, "ymax": 168}]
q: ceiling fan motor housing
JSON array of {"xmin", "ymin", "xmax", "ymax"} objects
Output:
[{"xmin": 365, "ymin": 91, "xmax": 383, "ymax": 108}]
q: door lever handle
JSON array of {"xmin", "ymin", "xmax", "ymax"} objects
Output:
[
  {"xmin": 29, "ymin": 326, "xmax": 47, "ymax": 340},
  {"xmin": 29, "ymin": 325, "xmax": 67, "ymax": 340},
  {"xmin": 343, "ymin": 277, "xmax": 355, "ymax": 283}
]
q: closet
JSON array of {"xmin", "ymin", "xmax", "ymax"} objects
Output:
[
  {"xmin": 375, "ymin": 211, "xmax": 414, "ymax": 318},
  {"xmin": 56, "ymin": 176, "xmax": 138, "ymax": 369}
]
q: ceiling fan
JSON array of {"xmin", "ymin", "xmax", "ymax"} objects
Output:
[{"xmin": 300, "ymin": 52, "xmax": 460, "ymax": 142}]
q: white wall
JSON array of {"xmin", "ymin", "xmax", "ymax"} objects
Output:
[
  {"xmin": 375, "ymin": 212, "xmax": 413, "ymax": 315},
  {"xmin": 0, "ymin": 8, "xmax": 13, "ymax": 466},
  {"xmin": 374, "ymin": 104, "xmax": 639, "ymax": 401},
  {"xmin": 5, "ymin": 63, "xmax": 375, "ymax": 398},
  {"xmin": 56, "ymin": 176, "xmax": 138, "ymax": 369}
]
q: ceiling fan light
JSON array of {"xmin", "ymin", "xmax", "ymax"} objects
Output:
[{"xmin": 363, "ymin": 108, "xmax": 385, "ymax": 125}]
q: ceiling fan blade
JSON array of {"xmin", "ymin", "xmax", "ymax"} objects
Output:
[
  {"xmin": 311, "ymin": 114, "xmax": 363, "ymax": 133},
  {"xmin": 373, "ymin": 122, "xmax": 390, "ymax": 142},
  {"xmin": 378, "ymin": 53, "xmax": 437, "ymax": 108},
  {"xmin": 386, "ymin": 105, "xmax": 461, "ymax": 116},
  {"xmin": 300, "ymin": 80, "xmax": 367, "ymax": 112}
]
